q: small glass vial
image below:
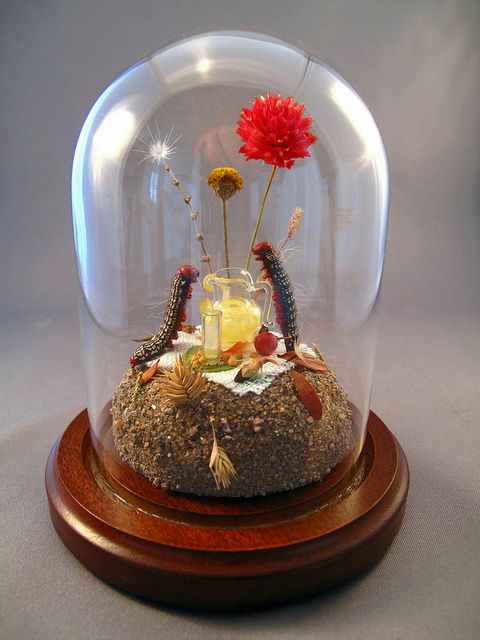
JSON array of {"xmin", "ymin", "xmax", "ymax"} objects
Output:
[{"xmin": 201, "ymin": 309, "xmax": 222, "ymax": 362}]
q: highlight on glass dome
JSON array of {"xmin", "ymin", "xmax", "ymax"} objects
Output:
[{"xmin": 71, "ymin": 31, "xmax": 389, "ymax": 499}]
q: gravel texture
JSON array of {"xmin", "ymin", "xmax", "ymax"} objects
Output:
[{"xmin": 111, "ymin": 367, "xmax": 353, "ymax": 497}]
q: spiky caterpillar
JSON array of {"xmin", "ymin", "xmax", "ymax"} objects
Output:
[
  {"xmin": 252, "ymin": 242, "xmax": 299, "ymax": 352},
  {"xmin": 130, "ymin": 264, "xmax": 199, "ymax": 366}
]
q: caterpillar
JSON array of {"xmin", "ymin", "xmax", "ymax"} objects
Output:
[
  {"xmin": 130, "ymin": 264, "xmax": 200, "ymax": 367},
  {"xmin": 252, "ymin": 241, "xmax": 299, "ymax": 352}
]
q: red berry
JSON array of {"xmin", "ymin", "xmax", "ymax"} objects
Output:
[{"xmin": 254, "ymin": 332, "xmax": 278, "ymax": 356}]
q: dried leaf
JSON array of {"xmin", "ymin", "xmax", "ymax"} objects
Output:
[
  {"xmin": 131, "ymin": 334, "xmax": 155, "ymax": 343},
  {"xmin": 312, "ymin": 343, "xmax": 326, "ymax": 362},
  {"xmin": 204, "ymin": 362, "xmax": 237, "ymax": 373},
  {"xmin": 279, "ymin": 351, "xmax": 297, "ymax": 362},
  {"xmin": 279, "ymin": 351, "xmax": 318, "ymax": 369},
  {"xmin": 293, "ymin": 345, "xmax": 329, "ymax": 372},
  {"xmin": 141, "ymin": 361, "xmax": 159, "ymax": 383},
  {"xmin": 289, "ymin": 369, "xmax": 323, "ymax": 420},
  {"xmin": 280, "ymin": 348, "xmax": 328, "ymax": 371},
  {"xmin": 234, "ymin": 369, "xmax": 247, "ymax": 383}
]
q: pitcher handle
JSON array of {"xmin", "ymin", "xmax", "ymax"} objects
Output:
[
  {"xmin": 202, "ymin": 273, "xmax": 214, "ymax": 295},
  {"xmin": 251, "ymin": 279, "xmax": 274, "ymax": 329}
]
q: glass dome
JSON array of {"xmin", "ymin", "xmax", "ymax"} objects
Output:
[{"xmin": 72, "ymin": 31, "xmax": 388, "ymax": 498}]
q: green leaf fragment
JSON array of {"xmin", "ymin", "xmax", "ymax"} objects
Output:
[
  {"xmin": 203, "ymin": 363, "xmax": 237, "ymax": 372},
  {"xmin": 184, "ymin": 345, "xmax": 203, "ymax": 366}
]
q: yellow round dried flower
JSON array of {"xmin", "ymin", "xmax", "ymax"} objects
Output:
[{"xmin": 207, "ymin": 167, "xmax": 243, "ymax": 200}]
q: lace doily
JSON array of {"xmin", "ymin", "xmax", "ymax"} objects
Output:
[{"xmin": 154, "ymin": 331, "xmax": 293, "ymax": 396}]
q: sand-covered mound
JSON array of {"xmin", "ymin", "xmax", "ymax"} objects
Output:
[{"xmin": 111, "ymin": 367, "xmax": 353, "ymax": 497}]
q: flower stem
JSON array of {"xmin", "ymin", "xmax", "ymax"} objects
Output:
[
  {"xmin": 222, "ymin": 198, "xmax": 229, "ymax": 269},
  {"xmin": 245, "ymin": 165, "xmax": 277, "ymax": 271}
]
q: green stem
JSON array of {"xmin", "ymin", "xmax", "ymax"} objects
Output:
[
  {"xmin": 222, "ymin": 198, "xmax": 229, "ymax": 269},
  {"xmin": 245, "ymin": 165, "xmax": 277, "ymax": 271}
]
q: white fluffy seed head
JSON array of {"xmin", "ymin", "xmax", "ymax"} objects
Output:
[{"xmin": 149, "ymin": 139, "xmax": 174, "ymax": 163}]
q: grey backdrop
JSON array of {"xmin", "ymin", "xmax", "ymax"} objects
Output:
[{"xmin": 1, "ymin": 1, "xmax": 479, "ymax": 639}]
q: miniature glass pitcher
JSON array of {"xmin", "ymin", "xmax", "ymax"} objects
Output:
[{"xmin": 203, "ymin": 268, "xmax": 272, "ymax": 349}]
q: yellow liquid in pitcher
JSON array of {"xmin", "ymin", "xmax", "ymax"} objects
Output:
[{"xmin": 213, "ymin": 297, "xmax": 261, "ymax": 349}]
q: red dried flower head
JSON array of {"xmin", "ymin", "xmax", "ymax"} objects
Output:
[{"xmin": 236, "ymin": 94, "xmax": 317, "ymax": 169}]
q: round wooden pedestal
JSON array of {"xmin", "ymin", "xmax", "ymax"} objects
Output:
[{"xmin": 45, "ymin": 410, "xmax": 408, "ymax": 610}]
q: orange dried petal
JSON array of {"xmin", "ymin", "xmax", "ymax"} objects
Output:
[
  {"xmin": 222, "ymin": 341, "xmax": 252, "ymax": 356},
  {"xmin": 141, "ymin": 361, "xmax": 159, "ymax": 383}
]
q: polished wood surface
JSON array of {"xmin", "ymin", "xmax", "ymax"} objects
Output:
[{"xmin": 46, "ymin": 410, "xmax": 409, "ymax": 609}]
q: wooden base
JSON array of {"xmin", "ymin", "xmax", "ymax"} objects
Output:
[{"xmin": 45, "ymin": 410, "xmax": 409, "ymax": 610}]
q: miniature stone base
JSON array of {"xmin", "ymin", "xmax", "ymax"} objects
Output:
[{"xmin": 111, "ymin": 368, "xmax": 353, "ymax": 497}]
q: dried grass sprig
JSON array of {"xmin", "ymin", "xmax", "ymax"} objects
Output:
[
  {"xmin": 130, "ymin": 370, "xmax": 143, "ymax": 405},
  {"xmin": 156, "ymin": 355, "xmax": 206, "ymax": 406},
  {"xmin": 162, "ymin": 162, "xmax": 213, "ymax": 273},
  {"xmin": 209, "ymin": 425, "xmax": 237, "ymax": 490},
  {"xmin": 277, "ymin": 207, "xmax": 303, "ymax": 255}
]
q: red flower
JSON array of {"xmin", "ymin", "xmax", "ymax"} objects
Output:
[{"xmin": 236, "ymin": 94, "xmax": 317, "ymax": 169}]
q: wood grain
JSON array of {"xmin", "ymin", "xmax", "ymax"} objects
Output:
[{"xmin": 45, "ymin": 410, "xmax": 409, "ymax": 609}]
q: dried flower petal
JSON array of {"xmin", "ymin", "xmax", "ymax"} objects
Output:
[{"xmin": 222, "ymin": 341, "xmax": 253, "ymax": 356}]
